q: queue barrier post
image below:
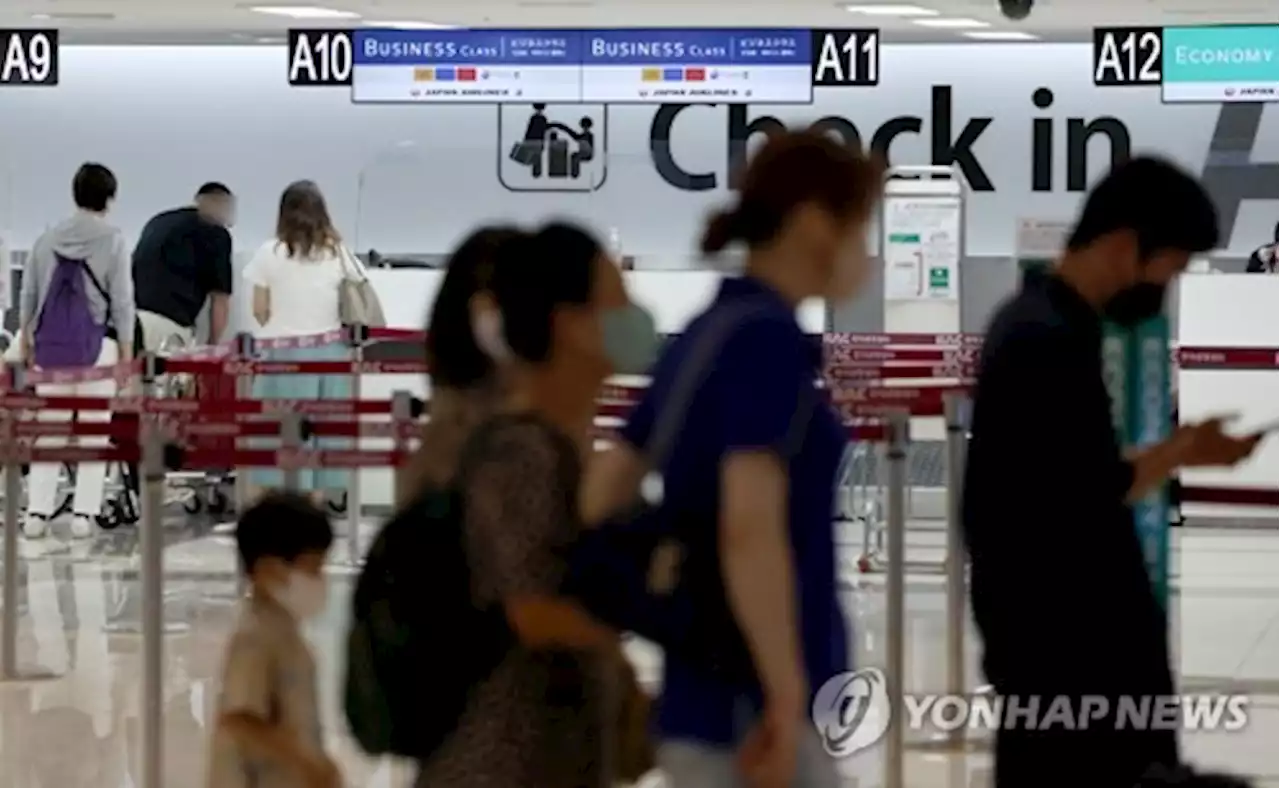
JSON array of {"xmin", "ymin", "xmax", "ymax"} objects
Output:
[
  {"xmin": 231, "ymin": 333, "xmax": 256, "ymax": 598},
  {"xmin": 390, "ymin": 390, "xmax": 415, "ymax": 510},
  {"xmin": 139, "ymin": 352, "xmax": 168, "ymax": 788},
  {"xmin": 344, "ymin": 324, "xmax": 368, "ymax": 565},
  {"xmin": 0, "ymin": 365, "xmax": 59, "ymax": 683},
  {"xmin": 281, "ymin": 412, "xmax": 305, "ymax": 493},
  {"xmin": 233, "ymin": 332, "xmax": 256, "ymax": 516},
  {"xmin": 1, "ymin": 365, "xmax": 22, "ymax": 681},
  {"xmin": 883, "ymin": 409, "xmax": 910, "ymax": 788},
  {"xmin": 942, "ymin": 392, "xmax": 968, "ymax": 748}
]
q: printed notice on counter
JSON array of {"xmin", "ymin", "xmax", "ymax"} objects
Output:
[{"xmin": 883, "ymin": 197, "xmax": 961, "ymax": 301}]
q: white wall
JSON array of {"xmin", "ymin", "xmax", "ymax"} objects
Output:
[{"xmin": 0, "ymin": 44, "xmax": 1275, "ymax": 257}]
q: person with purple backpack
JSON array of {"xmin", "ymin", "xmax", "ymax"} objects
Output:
[{"xmin": 17, "ymin": 163, "xmax": 135, "ymax": 540}]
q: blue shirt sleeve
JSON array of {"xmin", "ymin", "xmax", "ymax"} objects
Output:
[{"xmin": 715, "ymin": 318, "xmax": 810, "ymax": 454}]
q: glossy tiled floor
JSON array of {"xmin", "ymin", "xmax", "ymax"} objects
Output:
[{"xmin": 0, "ymin": 516, "xmax": 1274, "ymax": 788}]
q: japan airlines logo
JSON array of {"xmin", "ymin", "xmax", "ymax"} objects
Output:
[
  {"xmin": 497, "ymin": 103, "xmax": 609, "ymax": 192},
  {"xmin": 811, "ymin": 667, "xmax": 892, "ymax": 757}
]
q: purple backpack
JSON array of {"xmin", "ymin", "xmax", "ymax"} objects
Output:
[{"xmin": 33, "ymin": 253, "xmax": 108, "ymax": 369}]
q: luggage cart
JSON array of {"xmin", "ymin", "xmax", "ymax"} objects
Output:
[{"xmin": 156, "ymin": 334, "xmax": 234, "ymax": 518}]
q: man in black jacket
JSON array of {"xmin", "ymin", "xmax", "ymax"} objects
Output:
[{"xmin": 963, "ymin": 157, "xmax": 1265, "ymax": 788}]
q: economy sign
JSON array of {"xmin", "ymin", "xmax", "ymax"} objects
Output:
[{"xmin": 1162, "ymin": 24, "xmax": 1279, "ymax": 103}]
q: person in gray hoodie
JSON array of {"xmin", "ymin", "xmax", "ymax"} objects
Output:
[{"xmin": 18, "ymin": 162, "xmax": 134, "ymax": 539}]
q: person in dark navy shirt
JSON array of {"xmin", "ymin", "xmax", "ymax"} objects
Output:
[
  {"xmin": 582, "ymin": 132, "xmax": 883, "ymax": 788},
  {"xmin": 132, "ymin": 182, "xmax": 235, "ymax": 349},
  {"xmin": 964, "ymin": 157, "xmax": 1265, "ymax": 788}
]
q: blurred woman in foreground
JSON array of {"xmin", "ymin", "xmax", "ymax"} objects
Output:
[
  {"xmin": 415, "ymin": 222, "xmax": 658, "ymax": 787},
  {"xmin": 581, "ymin": 131, "xmax": 884, "ymax": 788}
]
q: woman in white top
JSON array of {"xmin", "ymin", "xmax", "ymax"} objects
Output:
[{"xmin": 242, "ymin": 180, "xmax": 361, "ymax": 496}]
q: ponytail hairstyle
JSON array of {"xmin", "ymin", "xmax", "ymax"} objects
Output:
[
  {"xmin": 700, "ymin": 130, "xmax": 883, "ymax": 256},
  {"xmin": 425, "ymin": 225, "xmax": 527, "ymax": 387}
]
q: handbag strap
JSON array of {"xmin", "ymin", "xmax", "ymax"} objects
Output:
[
  {"xmin": 644, "ymin": 298, "xmax": 802, "ymax": 468},
  {"xmin": 338, "ymin": 247, "xmax": 368, "ymax": 283}
]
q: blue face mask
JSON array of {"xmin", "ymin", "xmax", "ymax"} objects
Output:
[{"xmin": 600, "ymin": 303, "xmax": 660, "ymax": 375}]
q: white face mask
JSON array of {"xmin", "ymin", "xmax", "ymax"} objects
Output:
[{"xmin": 273, "ymin": 572, "xmax": 327, "ymax": 620}]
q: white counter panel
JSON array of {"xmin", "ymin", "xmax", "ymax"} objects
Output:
[{"xmin": 1177, "ymin": 275, "xmax": 1278, "ymax": 520}]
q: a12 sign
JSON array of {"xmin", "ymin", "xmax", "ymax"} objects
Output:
[
  {"xmin": 0, "ymin": 29, "xmax": 58, "ymax": 86},
  {"xmin": 810, "ymin": 29, "xmax": 880, "ymax": 87},
  {"xmin": 1093, "ymin": 27, "xmax": 1163, "ymax": 86}
]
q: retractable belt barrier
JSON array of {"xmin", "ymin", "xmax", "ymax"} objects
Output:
[{"xmin": 0, "ymin": 325, "xmax": 1273, "ymax": 788}]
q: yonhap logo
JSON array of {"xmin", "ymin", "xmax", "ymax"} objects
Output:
[
  {"xmin": 812, "ymin": 667, "xmax": 892, "ymax": 757},
  {"xmin": 497, "ymin": 103, "xmax": 608, "ymax": 192}
]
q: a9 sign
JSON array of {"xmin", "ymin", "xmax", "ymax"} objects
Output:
[{"xmin": 0, "ymin": 29, "xmax": 59, "ymax": 86}]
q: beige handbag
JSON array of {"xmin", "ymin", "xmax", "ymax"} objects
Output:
[{"xmin": 338, "ymin": 248, "xmax": 387, "ymax": 328}]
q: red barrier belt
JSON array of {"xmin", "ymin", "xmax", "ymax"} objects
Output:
[
  {"xmin": 825, "ymin": 332, "xmax": 984, "ymax": 348},
  {"xmin": 1181, "ymin": 486, "xmax": 1279, "ymax": 507},
  {"xmin": 1175, "ymin": 347, "xmax": 1279, "ymax": 370},
  {"xmin": 826, "ymin": 365, "xmax": 975, "ymax": 381},
  {"xmin": 164, "ymin": 359, "xmax": 431, "ymax": 376}
]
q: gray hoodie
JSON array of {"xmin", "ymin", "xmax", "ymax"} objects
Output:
[{"xmin": 21, "ymin": 210, "xmax": 134, "ymax": 349}]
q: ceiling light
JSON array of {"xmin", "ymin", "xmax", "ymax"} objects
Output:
[
  {"xmin": 30, "ymin": 13, "xmax": 51, "ymax": 20},
  {"xmin": 247, "ymin": 6, "xmax": 361, "ymax": 19},
  {"xmin": 364, "ymin": 20, "xmax": 459, "ymax": 29},
  {"xmin": 962, "ymin": 30, "xmax": 1039, "ymax": 41},
  {"xmin": 844, "ymin": 4, "xmax": 938, "ymax": 16},
  {"xmin": 255, "ymin": 36, "xmax": 286, "ymax": 43},
  {"xmin": 913, "ymin": 17, "xmax": 990, "ymax": 28}
]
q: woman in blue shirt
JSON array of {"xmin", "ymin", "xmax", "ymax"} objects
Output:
[{"xmin": 582, "ymin": 131, "xmax": 883, "ymax": 788}]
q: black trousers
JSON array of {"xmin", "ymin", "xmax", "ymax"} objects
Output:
[{"xmin": 995, "ymin": 697, "xmax": 1178, "ymax": 788}]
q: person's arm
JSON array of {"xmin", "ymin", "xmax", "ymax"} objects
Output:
[
  {"xmin": 467, "ymin": 422, "xmax": 616, "ymax": 650},
  {"xmin": 18, "ymin": 239, "xmax": 41, "ymax": 361},
  {"xmin": 215, "ymin": 631, "xmax": 334, "ymax": 784},
  {"xmin": 107, "ymin": 232, "xmax": 134, "ymax": 361},
  {"xmin": 715, "ymin": 321, "xmax": 809, "ymax": 718},
  {"xmin": 242, "ymin": 244, "xmax": 271, "ymax": 328},
  {"xmin": 206, "ymin": 228, "xmax": 234, "ymax": 342},
  {"xmin": 251, "ymin": 288, "xmax": 270, "ymax": 328}
]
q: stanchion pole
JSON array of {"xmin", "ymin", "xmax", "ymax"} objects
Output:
[
  {"xmin": 232, "ymin": 332, "xmax": 256, "ymax": 515},
  {"xmin": 139, "ymin": 352, "xmax": 167, "ymax": 788},
  {"xmin": 390, "ymin": 390, "xmax": 414, "ymax": 509},
  {"xmin": 344, "ymin": 325, "xmax": 366, "ymax": 565},
  {"xmin": 232, "ymin": 333, "xmax": 255, "ymax": 597},
  {"xmin": 942, "ymin": 392, "xmax": 968, "ymax": 747},
  {"xmin": 884, "ymin": 409, "xmax": 910, "ymax": 788},
  {"xmin": 1, "ymin": 367, "xmax": 21, "ymax": 681}
]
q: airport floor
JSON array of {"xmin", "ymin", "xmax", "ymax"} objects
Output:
[{"xmin": 0, "ymin": 515, "xmax": 1273, "ymax": 788}]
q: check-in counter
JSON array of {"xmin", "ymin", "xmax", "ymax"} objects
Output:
[{"xmin": 1176, "ymin": 274, "xmax": 1279, "ymax": 522}]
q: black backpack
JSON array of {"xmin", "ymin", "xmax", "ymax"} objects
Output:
[{"xmin": 343, "ymin": 485, "xmax": 513, "ymax": 758}]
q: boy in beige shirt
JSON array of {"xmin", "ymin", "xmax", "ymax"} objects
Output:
[{"xmin": 206, "ymin": 493, "xmax": 340, "ymax": 788}]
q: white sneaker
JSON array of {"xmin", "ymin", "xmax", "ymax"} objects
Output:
[
  {"xmin": 70, "ymin": 515, "xmax": 96, "ymax": 539},
  {"xmin": 22, "ymin": 513, "xmax": 49, "ymax": 539}
]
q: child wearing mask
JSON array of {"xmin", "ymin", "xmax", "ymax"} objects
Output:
[{"xmin": 206, "ymin": 493, "xmax": 339, "ymax": 788}]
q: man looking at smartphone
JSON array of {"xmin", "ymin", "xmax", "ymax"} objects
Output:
[{"xmin": 963, "ymin": 157, "xmax": 1265, "ymax": 788}]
